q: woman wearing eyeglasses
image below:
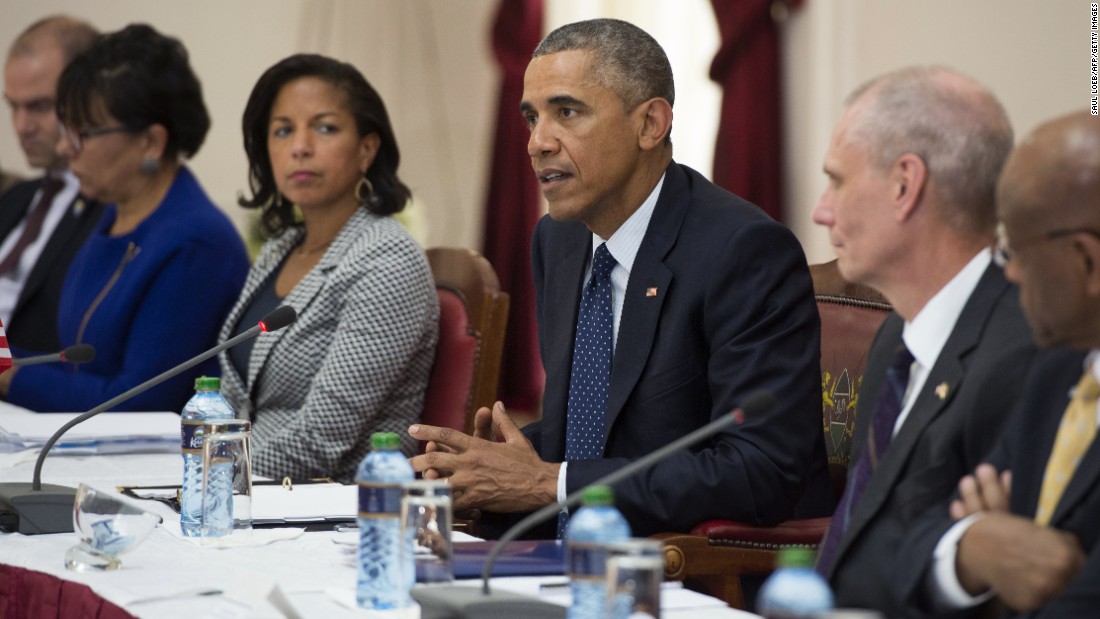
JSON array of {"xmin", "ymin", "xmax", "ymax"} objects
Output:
[{"xmin": 0, "ymin": 24, "xmax": 249, "ymax": 412}]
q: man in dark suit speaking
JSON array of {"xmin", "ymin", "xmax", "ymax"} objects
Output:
[
  {"xmin": 409, "ymin": 18, "xmax": 829, "ymax": 537},
  {"xmin": 809, "ymin": 66, "xmax": 1038, "ymax": 616},
  {"xmin": 895, "ymin": 109, "xmax": 1100, "ymax": 618},
  {"xmin": 1, "ymin": 15, "xmax": 103, "ymax": 354}
]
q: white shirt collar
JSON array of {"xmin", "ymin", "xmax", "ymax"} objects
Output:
[
  {"xmin": 1086, "ymin": 350, "xmax": 1100, "ymax": 382},
  {"xmin": 902, "ymin": 249, "xmax": 992, "ymax": 370},
  {"xmin": 589, "ymin": 173, "xmax": 665, "ymax": 271}
]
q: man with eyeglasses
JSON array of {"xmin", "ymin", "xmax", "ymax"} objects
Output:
[
  {"xmin": 895, "ymin": 109, "xmax": 1100, "ymax": 618},
  {"xmin": 810, "ymin": 66, "xmax": 1039, "ymax": 617},
  {"xmin": 0, "ymin": 15, "xmax": 103, "ymax": 355}
]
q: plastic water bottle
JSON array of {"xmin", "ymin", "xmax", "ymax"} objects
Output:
[
  {"xmin": 566, "ymin": 485, "xmax": 631, "ymax": 619},
  {"xmin": 179, "ymin": 376, "xmax": 235, "ymax": 537},
  {"xmin": 356, "ymin": 432, "xmax": 414, "ymax": 610},
  {"xmin": 757, "ymin": 547, "xmax": 835, "ymax": 618}
]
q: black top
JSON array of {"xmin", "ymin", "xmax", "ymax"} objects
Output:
[{"xmin": 228, "ymin": 262, "xmax": 285, "ymax": 382}]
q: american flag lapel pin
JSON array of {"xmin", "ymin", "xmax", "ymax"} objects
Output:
[
  {"xmin": 935, "ymin": 382, "xmax": 949, "ymax": 400},
  {"xmin": 646, "ymin": 287, "xmax": 658, "ymax": 297}
]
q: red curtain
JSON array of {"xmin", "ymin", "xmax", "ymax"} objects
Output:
[
  {"xmin": 710, "ymin": 0, "xmax": 803, "ymax": 223},
  {"xmin": 481, "ymin": 0, "xmax": 544, "ymax": 414}
]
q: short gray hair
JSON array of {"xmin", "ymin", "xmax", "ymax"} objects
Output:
[
  {"xmin": 845, "ymin": 66, "xmax": 1012, "ymax": 237},
  {"xmin": 534, "ymin": 18, "xmax": 674, "ymax": 111}
]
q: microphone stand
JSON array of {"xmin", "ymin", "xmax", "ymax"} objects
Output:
[
  {"xmin": 0, "ymin": 306, "xmax": 296, "ymax": 534},
  {"xmin": 478, "ymin": 404, "xmax": 749, "ymax": 593},
  {"xmin": 411, "ymin": 391, "xmax": 771, "ymax": 619},
  {"xmin": 12, "ymin": 343, "xmax": 95, "ymax": 367}
]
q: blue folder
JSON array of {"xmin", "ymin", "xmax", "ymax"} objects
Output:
[{"xmin": 453, "ymin": 539, "xmax": 565, "ymax": 578}]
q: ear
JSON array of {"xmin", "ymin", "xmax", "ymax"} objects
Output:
[
  {"xmin": 358, "ymin": 132, "xmax": 382, "ymax": 174},
  {"xmin": 889, "ymin": 153, "xmax": 927, "ymax": 222},
  {"xmin": 636, "ymin": 98, "xmax": 673, "ymax": 151},
  {"xmin": 1076, "ymin": 233, "xmax": 1100, "ymax": 297},
  {"xmin": 142, "ymin": 124, "xmax": 170, "ymax": 161}
]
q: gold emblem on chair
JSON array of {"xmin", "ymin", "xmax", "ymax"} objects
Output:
[
  {"xmin": 663, "ymin": 545, "xmax": 686, "ymax": 578},
  {"xmin": 823, "ymin": 368, "xmax": 860, "ymax": 468}
]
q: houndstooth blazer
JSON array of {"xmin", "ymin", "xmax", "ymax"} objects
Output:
[{"xmin": 217, "ymin": 208, "xmax": 438, "ymax": 483}]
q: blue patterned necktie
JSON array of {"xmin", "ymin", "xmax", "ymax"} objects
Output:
[
  {"xmin": 816, "ymin": 344, "xmax": 914, "ymax": 575},
  {"xmin": 558, "ymin": 243, "xmax": 616, "ymax": 538}
]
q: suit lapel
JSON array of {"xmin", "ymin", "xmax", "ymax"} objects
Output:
[
  {"xmin": 0, "ymin": 180, "xmax": 38, "ymax": 238},
  {"xmin": 246, "ymin": 210, "xmax": 371, "ymax": 395},
  {"xmin": 605, "ymin": 164, "xmax": 686, "ymax": 432},
  {"xmin": 217, "ymin": 271, "xmax": 251, "ymax": 398},
  {"xmin": 15, "ymin": 194, "xmax": 97, "ymax": 317},
  {"xmin": 1049, "ymin": 355, "xmax": 1100, "ymax": 525},
  {"xmin": 219, "ymin": 226, "xmax": 302, "ymax": 399},
  {"xmin": 833, "ymin": 317, "xmax": 901, "ymax": 566},
  {"xmin": 248, "ymin": 286, "xmax": 316, "ymax": 392},
  {"xmin": 848, "ymin": 316, "xmax": 902, "ymax": 466},
  {"xmin": 1052, "ymin": 438, "xmax": 1100, "ymax": 525},
  {"xmin": 1007, "ymin": 355, "xmax": 1082, "ymax": 519},
  {"xmin": 842, "ymin": 265, "xmax": 1008, "ymax": 546},
  {"xmin": 540, "ymin": 230, "xmax": 589, "ymax": 461}
]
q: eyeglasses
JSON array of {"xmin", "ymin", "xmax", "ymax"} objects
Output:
[
  {"xmin": 993, "ymin": 223, "xmax": 1100, "ymax": 267},
  {"xmin": 59, "ymin": 124, "xmax": 133, "ymax": 154}
]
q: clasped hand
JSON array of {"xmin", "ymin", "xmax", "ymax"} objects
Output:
[
  {"xmin": 407, "ymin": 402, "xmax": 559, "ymax": 513},
  {"xmin": 952, "ymin": 463, "xmax": 1085, "ymax": 611},
  {"xmin": 950, "ymin": 463, "xmax": 1012, "ymax": 519}
]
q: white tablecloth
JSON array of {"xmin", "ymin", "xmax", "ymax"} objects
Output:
[{"xmin": 0, "ymin": 452, "xmax": 759, "ymax": 619}]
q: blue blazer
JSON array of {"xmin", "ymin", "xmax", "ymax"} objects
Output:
[
  {"xmin": 8, "ymin": 167, "xmax": 249, "ymax": 413},
  {"xmin": 526, "ymin": 162, "xmax": 830, "ymax": 536}
]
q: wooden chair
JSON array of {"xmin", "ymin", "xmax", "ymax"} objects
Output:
[
  {"xmin": 654, "ymin": 260, "xmax": 891, "ymax": 609},
  {"xmin": 419, "ymin": 247, "xmax": 510, "ymax": 449}
]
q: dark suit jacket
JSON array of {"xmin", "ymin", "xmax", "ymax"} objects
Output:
[
  {"xmin": 524, "ymin": 162, "xmax": 830, "ymax": 536},
  {"xmin": 897, "ymin": 348, "xmax": 1100, "ymax": 618},
  {"xmin": 827, "ymin": 263, "xmax": 1038, "ymax": 616},
  {"xmin": 0, "ymin": 178, "xmax": 104, "ymax": 354}
]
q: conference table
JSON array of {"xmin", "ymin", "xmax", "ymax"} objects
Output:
[{"xmin": 0, "ymin": 447, "xmax": 759, "ymax": 618}]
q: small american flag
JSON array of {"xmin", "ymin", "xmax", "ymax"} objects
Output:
[{"xmin": 0, "ymin": 318, "xmax": 12, "ymax": 373}]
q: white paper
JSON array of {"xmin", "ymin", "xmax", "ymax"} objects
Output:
[
  {"xmin": 251, "ymin": 483, "xmax": 359, "ymax": 523},
  {"xmin": 0, "ymin": 404, "xmax": 181, "ymax": 454}
]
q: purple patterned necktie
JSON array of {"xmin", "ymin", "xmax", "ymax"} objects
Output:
[
  {"xmin": 558, "ymin": 243, "xmax": 616, "ymax": 538},
  {"xmin": 817, "ymin": 344, "xmax": 914, "ymax": 575}
]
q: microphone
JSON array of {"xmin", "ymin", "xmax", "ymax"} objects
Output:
[
  {"xmin": 0, "ymin": 305, "xmax": 297, "ymax": 534},
  {"xmin": 411, "ymin": 390, "xmax": 775, "ymax": 619},
  {"xmin": 12, "ymin": 343, "xmax": 96, "ymax": 366}
]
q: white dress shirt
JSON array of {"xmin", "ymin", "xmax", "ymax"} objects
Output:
[{"xmin": 895, "ymin": 249, "xmax": 993, "ymax": 435}]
